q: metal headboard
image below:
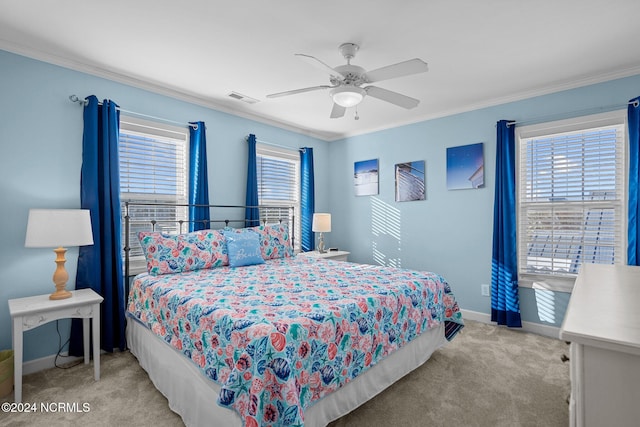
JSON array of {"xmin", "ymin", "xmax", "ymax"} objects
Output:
[{"xmin": 123, "ymin": 202, "xmax": 295, "ymax": 279}]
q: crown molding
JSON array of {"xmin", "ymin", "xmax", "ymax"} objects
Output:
[
  {"xmin": 3, "ymin": 39, "xmax": 639, "ymax": 143},
  {"xmin": 335, "ymin": 65, "xmax": 640, "ymax": 141},
  {"xmin": 0, "ymin": 40, "xmax": 335, "ymax": 140}
]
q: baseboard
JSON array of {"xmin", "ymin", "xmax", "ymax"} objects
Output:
[
  {"xmin": 461, "ymin": 309, "xmax": 561, "ymax": 340},
  {"xmin": 22, "ymin": 353, "xmax": 83, "ymax": 375}
]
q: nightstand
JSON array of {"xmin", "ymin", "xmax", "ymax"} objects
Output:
[
  {"xmin": 8, "ymin": 288, "xmax": 103, "ymax": 403},
  {"xmin": 299, "ymin": 250, "xmax": 350, "ymax": 262}
]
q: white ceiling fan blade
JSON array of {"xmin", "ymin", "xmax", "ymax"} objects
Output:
[
  {"xmin": 295, "ymin": 54, "xmax": 344, "ymax": 80},
  {"xmin": 330, "ymin": 103, "xmax": 346, "ymax": 119},
  {"xmin": 365, "ymin": 59, "xmax": 428, "ymax": 83},
  {"xmin": 364, "ymin": 86, "xmax": 420, "ymax": 109},
  {"xmin": 267, "ymin": 85, "xmax": 332, "ymax": 98}
]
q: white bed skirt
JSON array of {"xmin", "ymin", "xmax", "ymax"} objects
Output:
[{"xmin": 126, "ymin": 318, "xmax": 447, "ymax": 427}]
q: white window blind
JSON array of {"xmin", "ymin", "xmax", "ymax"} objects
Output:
[
  {"xmin": 517, "ymin": 111, "xmax": 626, "ymax": 290},
  {"xmin": 256, "ymin": 143, "xmax": 300, "ymax": 252},
  {"xmin": 119, "ymin": 116, "xmax": 189, "ymax": 270}
]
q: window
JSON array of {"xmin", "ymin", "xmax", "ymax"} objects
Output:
[
  {"xmin": 119, "ymin": 116, "xmax": 189, "ymax": 272},
  {"xmin": 517, "ymin": 111, "xmax": 627, "ymax": 292},
  {"xmin": 256, "ymin": 143, "xmax": 301, "ymax": 252}
]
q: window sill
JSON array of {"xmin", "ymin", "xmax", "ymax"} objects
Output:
[{"xmin": 518, "ymin": 275, "xmax": 575, "ymax": 294}]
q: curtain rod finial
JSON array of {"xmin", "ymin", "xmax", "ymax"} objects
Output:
[{"xmin": 69, "ymin": 94, "xmax": 87, "ymax": 105}]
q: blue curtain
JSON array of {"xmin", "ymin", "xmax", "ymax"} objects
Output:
[
  {"xmin": 188, "ymin": 121, "xmax": 210, "ymax": 231},
  {"xmin": 629, "ymin": 97, "xmax": 640, "ymax": 265},
  {"xmin": 491, "ymin": 120, "xmax": 522, "ymax": 327},
  {"xmin": 70, "ymin": 95, "xmax": 126, "ymax": 355},
  {"xmin": 300, "ymin": 148, "xmax": 315, "ymax": 251},
  {"xmin": 245, "ymin": 134, "xmax": 260, "ymax": 226}
]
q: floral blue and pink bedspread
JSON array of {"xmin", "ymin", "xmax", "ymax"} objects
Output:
[{"xmin": 127, "ymin": 256, "xmax": 463, "ymax": 427}]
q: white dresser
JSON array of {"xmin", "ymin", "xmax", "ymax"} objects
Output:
[{"xmin": 560, "ymin": 263, "xmax": 640, "ymax": 427}]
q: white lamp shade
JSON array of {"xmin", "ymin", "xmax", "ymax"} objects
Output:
[
  {"xmin": 25, "ymin": 209, "xmax": 94, "ymax": 248},
  {"xmin": 331, "ymin": 86, "xmax": 365, "ymax": 108},
  {"xmin": 312, "ymin": 213, "xmax": 331, "ymax": 233}
]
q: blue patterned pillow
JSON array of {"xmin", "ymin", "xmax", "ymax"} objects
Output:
[
  {"xmin": 138, "ymin": 229, "xmax": 228, "ymax": 275},
  {"xmin": 252, "ymin": 223, "xmax": 294, "ymax": 259},
  {"xmin": 223, "ymin": 229, "xmax": 265, "ymax": 267}
]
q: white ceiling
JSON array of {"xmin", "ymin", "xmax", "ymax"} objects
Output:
[{"xmin": 1, "ymin": 0, "xmax": 639, "ymax": 141}]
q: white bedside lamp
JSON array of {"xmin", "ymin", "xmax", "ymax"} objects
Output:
[
  {"xmin": 312, "ymin": 213, "xmax": 331, "ymax": 254},
  {"xmin": 25, "ymin": 209, "xmax": 94, "ymax": 300}
]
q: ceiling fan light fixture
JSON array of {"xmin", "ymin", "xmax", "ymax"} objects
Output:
[{"xmin": 331, "ymin": 86, "xmax": 365, "ymax": 108}]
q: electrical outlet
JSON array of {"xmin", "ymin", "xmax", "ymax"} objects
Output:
[{"xmin": 481, "ymin": 284, "xmax": 490, "ymax": 296}]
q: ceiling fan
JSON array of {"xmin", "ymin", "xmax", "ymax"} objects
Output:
[{"xmin": 266, "ymin": 43, "xmax": 429, "ymax": 119}]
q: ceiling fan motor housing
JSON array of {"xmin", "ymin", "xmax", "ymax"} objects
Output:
[{"xmin": 331, "ymin": 64, "xmax": 366, "ymax": 85}]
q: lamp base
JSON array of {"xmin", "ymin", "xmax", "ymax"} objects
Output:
[
  {"xmin": 50, "ymin": 289, "xmax": 73, "ymax": 300},
  {"xmin": 316, "ymin": 233, "xmax": 326, "ymax": 254},
  {"xmin": 50, "ymin": 247, "xmax": 72, "ymax": 300}
]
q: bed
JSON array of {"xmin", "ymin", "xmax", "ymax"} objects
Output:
[{"xmin": 123, "ymin": 203, "xmax": 464, "ymax": 426}]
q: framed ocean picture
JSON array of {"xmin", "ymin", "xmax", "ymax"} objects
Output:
[
  {"xmin": 354, "ymin": 159, "xmax": 379, "ymax": 196},
  {"xmin": 446, "ymin": 142, "xmax": 484, "ymax": 190},
  {"xmin": 395, "ymin": 160, "xmax": 425, "ymax": 202}
]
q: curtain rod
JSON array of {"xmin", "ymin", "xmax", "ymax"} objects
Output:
[
  {"xmin": 69, "ymin": 95, "xmax": 197, "ymax": 129},
  {"xmin": 508, "ymin": 99, "xmax": 638, "ymax": 127},
  {"xmin": 246, "ymin": 135, "xmax": 306, "ymax": 152}
]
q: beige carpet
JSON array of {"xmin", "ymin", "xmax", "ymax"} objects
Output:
[{"xmin": 1, "ymin": 321, "xmax": 570, "ymax": 426}]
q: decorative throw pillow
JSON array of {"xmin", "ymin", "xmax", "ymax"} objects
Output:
[
  {"xmin": 138, "ymin": 229, "xmax": 228, "ymax": 275},
  {"xmin": 223, "ymin": 229, "xmax": 265, "ymax": 267},
  {"xmin": 251, "ymin": 223, "xmax": 294, "ymax": 260}
]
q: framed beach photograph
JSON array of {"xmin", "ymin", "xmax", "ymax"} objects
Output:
[
  {"xmin": 354, "ymin": 159, "xmax": 379, "ymax": 196},
  {"xmin": 446, "ymin": 142, "xmax": 484, "ymax": 190},
  {"xmin": 395, "ymin": 160, "xmax": 425, "ymax": 202}
]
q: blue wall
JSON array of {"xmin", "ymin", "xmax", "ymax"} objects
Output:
[
  {"xmin": 2, "ymin": 47, "xmax": 639, "ymax": 363},
  {"xmin": 328, "ymin": 74, "xmax": 640, "ymax": 328},
  {"xmin": 0, "ymin": 50, "xmax": 329, "ymax": 362}
]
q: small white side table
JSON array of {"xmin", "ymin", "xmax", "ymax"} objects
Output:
[
  {"xmin": 8, "ymin": 288, "xmax": 103, "ymax": 403},
  {"xmin": 299, "ymin": 250, "xmax": 350, "ymax": 262}
]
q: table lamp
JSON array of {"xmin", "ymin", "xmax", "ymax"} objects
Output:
[
  {"xmin": 25, "ymin": 209, "xmax": 94, "ymax": 300},
  {"xmin": 312, "ymin": 213, "xmax": 331, "ymax": 254}
]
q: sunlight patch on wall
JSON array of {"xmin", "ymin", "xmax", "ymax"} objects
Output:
[
  {"xmin": 532, "ymin": 283, "xmax": 556, "ymax": 324},
  {"xmin": 370, "ymin": 197, "xmax": 402, "ymax": 267}
]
